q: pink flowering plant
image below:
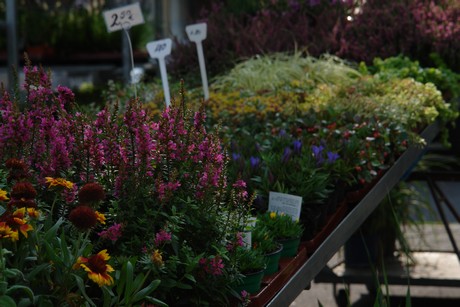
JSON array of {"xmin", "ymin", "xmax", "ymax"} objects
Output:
[{"xmin": 0, "ymin": 62, "xmax": 253, "ymax": 305}]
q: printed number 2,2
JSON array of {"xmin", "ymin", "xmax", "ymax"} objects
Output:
[{"xmin": 111, "ymin": 10, "xmax": 133, "ymax": 28}]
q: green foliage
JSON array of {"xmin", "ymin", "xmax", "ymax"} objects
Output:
[{"xmin": 257, "ymin": 211, "xmax": 304, "ymax": 241}]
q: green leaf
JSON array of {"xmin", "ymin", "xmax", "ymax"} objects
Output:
[
  {"xmin": 44, "ymin": 218, "xmax": 64, "ymax": 242},
  {"xmin": 175, "ymin": 282, "xmax": 193, "ymax": 290},
  {"xmin": 101, "ymin": 286, "xmax": 115, "ymax": 307},
  {"xmin": 143, "ymin": 296, "xmax": 168, "ymax": 307},
  {"xmin": 124, "ymin": 261, "xmax": 134, "ymax": 297},
  {"xmin": 0, "ymin": 295, "xmax": 16, "ymax": 307},
  {"xmin": 183, "ymin": 273, "xmax": 196, "ymax": 283},
  {"xmin": 59, "ymin": 232, "xmax": 71, "ymax": 264},
  {"xmin": 131, "ymin": 280, "xmax": 161, "ymax": 303},
  {"xmin": 5, "ymin": 285, "xmax": 34, "ymax": 301},
  {"xmin": 405, "ymin": 287, "xmax": 411, "ymax": 307},
  {"xmin": 26, "ymin": 263, "xmax": 51, "ymax": 281},
  {"xmin": 74, "ymin": 274, "xmax": 97, "ymax": 307}
]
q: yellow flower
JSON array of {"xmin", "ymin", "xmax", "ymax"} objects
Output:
[
  {"xmin": 0, "ymin": 222, "xmax": 17, "ymax": 242},
  {"xmin": 269, "ymin": 211, "xmax": 277, "ymax": 219},
  {"xmin": 0, "ymin": 189, "xmax": 9, "ymax": 201},
  {"xmin": 95, "ymin": 211, "xmax": 106, "ymax": 225},
  {"xmin": 74, "ymin": 250, "xmax": 114, "ymax": 287},
  {"xmin": 45, "ymin": 177, "xmax": 74, "ymax": 190},
  {"xmin": 26, "ymin": 207, "xmax": 40, "ymax": 219},
  {"xmin": 151, "ymin": 249, "xmax": 164, "ymax": 266}
]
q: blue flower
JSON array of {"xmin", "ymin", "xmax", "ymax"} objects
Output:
[
  {"xmin": 232, "ymin": 152, "xmax": 241, "ymax": 161},
  {"xmin": 250, "ymin": 156, "xmax": 261, "ymax": 169},
  {"xmin": 282, "ymin": 147, "xmax": 292, "ymax": 163},
  {"xmin": 293, "ymin": 140, "xmax": 302, "ymax": 155},
  {"xmin": 312, "ymin": 145, "xmax": 325, "ymax": 165},
  {"xmin": 279, "ymin": 129, "xmax": 287, "ymax": 138},
  {"xmin": 327, "ymin": 152, "xmax": 340, "ymax": 164}
]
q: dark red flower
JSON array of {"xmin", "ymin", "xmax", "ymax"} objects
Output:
[
  {"xmin": 68, "ymin": 205, "xmax": 98, "ymax": 230},
  {"xmin": 10, "ymin": 182, "xmax": 37, "ymax": 199},
  {"xmin": 78, "ymin": 183, "xmax": 105, "ymax": 204},
  {"xmin": 5, "ymin": 158, "xmax": 29, "ymax": 182}
]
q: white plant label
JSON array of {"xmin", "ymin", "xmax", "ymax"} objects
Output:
[
  {"xmin": 185, "ymin": 23, "xmax": 209, "ymax": 100},
  {"xmin": 242, "ymin": 231, "xmax": 252, "ymax": 249},
  {"xmin": 186, "ymin": 22, "xmax": 207, "ymax": 42},
  {"xmin": 103, "ymin": 3, "xmax": 145, "ymax": 32},
  {"xmin": 268, "ymin": 191, "xmax": 302, "ymax": 221},
  {"xmin": 146, "ymin": 38, "xmax": 172, "ymax": 107}
]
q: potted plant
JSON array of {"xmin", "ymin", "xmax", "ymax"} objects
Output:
[
  {"xmin": 252, "ymin": 225, "xmax": 283, "ymax": 275},
  {"xmin": 231, "ymin": 246, "xmax": 267, "ymax": 294},
  {"xmin": 257, "ymin": 211, "xmax": 304, "ymax": 257}
]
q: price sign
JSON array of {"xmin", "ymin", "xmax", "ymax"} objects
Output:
[
  {"xmin": 146, "ymin": 38, "xmax": 172, "ymax": 59},
  {"xmin": 146, "ymin": 38, "xmax": 173, "ymax": 107},
  {"xmin": 186, "ymin": 22, "xmax": 207, "ymax": 43},
  {"xmin": 185, "ymin": 23, "xmax": 209, "ymax": 100},
  {"xmin": 103, "ymin": 3, "xmax": 144, "ymax": 32}
]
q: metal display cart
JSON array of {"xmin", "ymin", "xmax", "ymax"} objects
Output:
[{"xmin": 264, "ymin": 123, "xmax": 446, "ymax": 306}]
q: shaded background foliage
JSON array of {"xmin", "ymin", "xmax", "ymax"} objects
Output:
[{"xmin": 169, "ymin": 0, "xmax": 460, "ymax": 84}]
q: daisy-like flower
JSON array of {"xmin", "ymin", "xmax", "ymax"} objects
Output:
[
  {"xmin": 74, "ymin": 250, "xmax": 114, "ymax": 287},
  {"xmin": 12, "ymin": 208, "xmax": 34, "ymax": 238},
  {"xmin": 78, "ymin": 182, "xmax": 105, "ymax": 204},
  {"xmin": 45, "ymin": 177, "xmax": 74, "ymax": 190},
  {"xmin": 68, "ymin": 205, "xmax": 98, "ymax": 231},
  {"xmin": 0, "ymin": 189, "xmax": 9, "ymax": 201},
  {"xmin": 0, "ymin": 221, "xmax": 18, "ymax": 242}
]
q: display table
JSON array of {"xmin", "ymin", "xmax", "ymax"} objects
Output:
[{"xmin": 261, "ymin": 123, "xmax": 440, "ymax": 306}]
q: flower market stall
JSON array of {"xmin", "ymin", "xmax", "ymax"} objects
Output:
[{"xmin": 2, "ymin": 1, "xmax": 460, "ymax": 306}]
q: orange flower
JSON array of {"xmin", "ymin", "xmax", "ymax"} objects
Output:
[
  {"xmin": 12, "ymin": 208, "xmax": 34, "ymax": 238},
  {"xmin": 0, "ymin": 221, "xmax": 18, "ymax": 242},
  {"xmin": 74, "ymin": 250, "xmax": 114, "ymax": 287},
  {"xmin": 45, "ymin": 177, "xmax": 74, "ymax": 190}
]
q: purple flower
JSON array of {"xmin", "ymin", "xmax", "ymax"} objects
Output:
[
  {"xmin": 327, "ymin": 152, "xmax": 340, "ymax": 164},
  {"xmin": 293, "ymin": 140, "xmax": 302, "ymax": 155},
  {"xmin": 250, "ymin": 156, "xmax": 261, "ymax": 169},
  {"xmin": 154, "ymin": 229, "xmax": 172, "ymax": 246},
  {"xmin": 232, "ymin": 152, "xmax": 242, "ymax": 161},
  {"xmin": 281, "ymin": 147, "xmax": 292, "ymax": 163},
  {"xmin": 312, "ymin": 145, "xmax": 325, "ymax": 165},
  {"xmin": 279, "ymin": 129, "xmax": 287, "ymax": 138}
]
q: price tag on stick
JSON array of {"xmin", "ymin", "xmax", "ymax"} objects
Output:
[
  {"xmin": 146, "ymin": 38, "xmax": 173, "ymax": 107},
  {"xmin": 103, "ymin": 3, "xmax": 145, "ymax": 33},
  {"xmin": 186, "ymin": 23, "xmax": 209, "ymax": 100}
]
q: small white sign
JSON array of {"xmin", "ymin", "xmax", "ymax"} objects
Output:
[
  {"xmin": 146, "ymin": 39, "xmax": 172, "ymax": 59},
  {"xmin": 185, "ymin": 23, "xmax": 209, "ymax": 100},
  {"xmin": 268, "ymin": 191, "xmax": 302, "ymax": 221},
  {"xmin": 103, "ymin": 3, "xmax": 145, "ymax": 32},
  {"xmin": 242, "ymin": 231, "xmax": 252, "ymax": 249},
  {"xmin": 146, "ymin": 38, "xmax": 173, "ymax": 107},
  {"xmin": 186, "ymin": 23, "xmax": 207, "ymax": 42}
]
